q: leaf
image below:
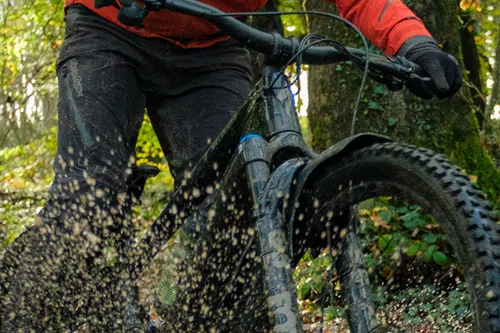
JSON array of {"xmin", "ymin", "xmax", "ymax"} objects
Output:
[
  {"xmin": 378, "ymin": 234, "xmax": 391, "ymax": 248},
  {"xmin": 359, "ymin": 209, "xmax": 371, "ymax": 216},
  {"xmin": 299, "ymin": 282, "xmax": 311, "ymax": 299},
  {"xmin": 403, "ymin": 217, "xmax": 426, "ymax": 230},
  {"xmin": 379, "ymin": 210, "xmax": 392, "ymax": 223},
  {"xmin": 388, "ymin": 117, "xmax": 399, "ymax": 127},
  {"xmin": 433, "ymin": 251, "xmax": 448, "ymax": 265},
  {"xmin": 368, "ymin": 101, "xmax": 383, "ymax": 111},
  {"xmin": 459, "ymin": 0, "xmax": 481, "ymax": 11},
  {"xmin": 424, "ymin": 245, "xmax": 439, "ymax": 262},
  {"xmin": 377, "ymin": 196, "xmax": 392, "ymax": 204},
  {"xmin": 372, "ymin": 214, "xmax": 390, "ymax": 229},
  {"xmin": 406, "ymin": 242, "xmax": 423, "ymax": 257},
  {"xmin": 372, "ymin": 85, "xmax": 388, "ymax": 97},
  {"xmin": 378, "ymin": 234, "xmax": 396, "ymax": 255},
  {"xmin": 422, "ymin": 233, "xmax": 438, "ymax": 244},
  {"xmin": 421, "ymin": 302, "xmax": 433, "ymax": 312},
  {"xmin": 383, "ymin": 265, "xmax": 393, "ymax": 280},
  {"xmin": 403, "ymin": 218, "xmax": 418, "ymax": 229},
  {"xmin": 396, "ymin": 206, "xmax": 409, "ymax": 214},
  {"xmin": 364, "ymin": 255, "xmax": 377, "ymax": 269}
]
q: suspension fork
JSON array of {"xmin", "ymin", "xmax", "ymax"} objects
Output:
[
  {"xmin": 337, "ymin": 209, "xmax": 378, "ymax": 333},
  {"xmin": 239, "ymin": 134, "xmax": 302, "ymax": 333}
]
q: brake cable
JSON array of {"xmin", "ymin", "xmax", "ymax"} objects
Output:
[{"xmin": 211, "ymin": 10, "xmax": 370, "ymax": 136}]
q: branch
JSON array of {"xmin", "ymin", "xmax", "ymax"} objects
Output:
[
  {"xmin": 0, "ymin": 190, "xmax": 49, "ymax": 202},
  {"xmin": 0, "ymin": 126, "xmax": 12, "ymax": 147},
  {"xmin": 41, "ymin": 1, "xmax": 62, "ymax": 36}
]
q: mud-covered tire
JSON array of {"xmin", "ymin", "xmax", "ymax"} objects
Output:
[{"xmin": 294, "ymin": 142, "xmax": 500, "ymax": 333}]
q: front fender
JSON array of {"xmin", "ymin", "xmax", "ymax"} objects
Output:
[
  {"xmin": 286, "ymin": 133, "xmax": 391, "ymax": 261},
  {"xmin": 293, "ymin": 133, "xmax": 391, "ymax": 197}
]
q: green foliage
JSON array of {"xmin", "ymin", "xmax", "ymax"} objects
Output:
[
  {"xmin": 135, "ymin": 114, "xmax": 174, "ymax": 191},
  {"xmin": 277, "ymin": 0, "xmax": 307, "ymax": 37},
  {"xmin": 293, "ymin": 197, "xmax": 466, "ymax": 326},
  {"xmin": 293, "ymin": 250, "xmax": 345, "ymax": 326},
  {"xmin": 359, "ymin": 198, "xmax": 453, "ymax": 271},
  {"xmin": 376, "ymin": 282, "xmax": 471, "ymax": 327},
  {"xmin": 293, "ymin": 250, "xmax": 333, "ymax": 300},
  {"xmin": 361, "ymin": 84, "xmax": 390, "ymax": 121},
  {"xmin": 0, "ymin": 118, "xmax": 175, "ymax": 249},
  {"xmin": 1, "ymin": 0, "xmax": 64, "ymax": 146},
  {"xmin": 299, "ymin": 115, "xmax": 312, "ymax": 145},
  {"xmin": 0, "ymin": 126, "xmax": 56, "ymax": 249},
  {"xmin": 0, "ymin": 126, "xmax": 56, "ymax": 193},
  {"xmin": 448, "ymin": 112, "xmax": 500, "ymax": 209},
  {"xmin": 387, "ymin": 117, "xmax": 398, "ymax": 127}
]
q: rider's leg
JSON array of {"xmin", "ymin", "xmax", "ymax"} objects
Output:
[
  {"xmin": 0, "ymin": 6, "xmax": 147, "ymax": 332},
  {"xmin": 146, "ymin": 38, "xmax": 253, "ymax": 185}
]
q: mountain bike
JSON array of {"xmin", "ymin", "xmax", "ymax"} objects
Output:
[
  {"xmin": 101, "ymin": 1, "xmax": 500, "ymax": 332},
  {"xmin": 6, "ymin": 0, "xmax": 499, "ymax": 332}
]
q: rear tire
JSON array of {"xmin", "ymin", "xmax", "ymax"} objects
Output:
[{"xmin": 294, "ymin": 142, "xmax": 500, "ymax": 333}]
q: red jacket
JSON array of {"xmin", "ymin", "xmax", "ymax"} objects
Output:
[{"xmin": 64, "ymin": 0, "xmax": 430, "ymax": 56}]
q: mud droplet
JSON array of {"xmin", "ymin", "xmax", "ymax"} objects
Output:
[{"xmin": 95, "ymin": 189, "xmax": 105, "ymax": 198}]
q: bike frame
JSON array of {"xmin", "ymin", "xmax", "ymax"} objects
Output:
[{"xmin": 120, "ymin": 62, "xmax": 391, "ymax": 331}]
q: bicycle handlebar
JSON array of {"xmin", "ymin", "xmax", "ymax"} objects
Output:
[{"xmin": 96, "ymin": 0, "xmax": 434, "ymax": 89}]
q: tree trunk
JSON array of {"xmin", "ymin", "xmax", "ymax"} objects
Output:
[
  {"xmin": 460, "ymin": 12, "xmax": 486, "ymax": 128},
  {"xmin": 307, "ymin": 0, "xmax": 500, "ymax": 206}
]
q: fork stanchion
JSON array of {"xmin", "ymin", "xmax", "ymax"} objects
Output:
[{"xmin": 240, "ymin": 135, "xmax": 302, "ymax": 333}]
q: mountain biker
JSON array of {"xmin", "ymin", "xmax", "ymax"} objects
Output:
[{"xmin": 0, "ymin": 0, "xmax": 462, "ymax": 331}]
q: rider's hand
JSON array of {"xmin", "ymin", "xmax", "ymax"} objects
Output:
[{"xmin": 397, "ymin": 36, "xmax": 463, "ymax": 100}]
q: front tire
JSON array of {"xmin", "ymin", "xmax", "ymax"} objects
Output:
[{"xmin": 294, "ymin": 142, "xmax": 500, "ymax": 333}]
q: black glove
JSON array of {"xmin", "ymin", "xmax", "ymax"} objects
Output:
[{"xmin": 397, "ymin": 36, "xmax": 463, "ymax": 99}]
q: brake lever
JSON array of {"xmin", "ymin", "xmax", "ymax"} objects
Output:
[
  {"xmin": 408, "ymin": 73, "xmax": 433, "ymax": 83},
  {"xmin": 392, "ymin": 56, "xmax": 435, "ymax": 86},
  {"xmin": 373, "ymin": 56, "xmax": 436, "ymax": 92},
  {"xmin": 369, "ymin": 72, "xmax": 404, "ymax": 91}
]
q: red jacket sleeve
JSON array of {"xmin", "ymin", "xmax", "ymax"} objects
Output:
[{"xmin": 329, "ymin": 0, "xmax": 432, "ymax": 56}]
